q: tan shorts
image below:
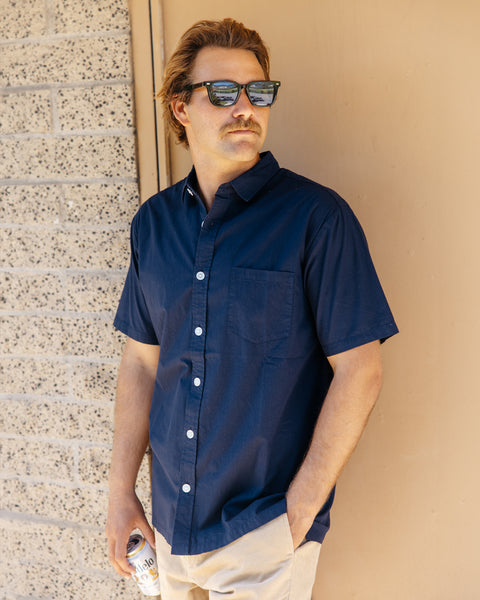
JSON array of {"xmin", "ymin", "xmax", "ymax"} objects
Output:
[{"xmin": 154, "ymin": 513, "xmax": 321, "ymax": 599}]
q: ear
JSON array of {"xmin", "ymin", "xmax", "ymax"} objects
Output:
[{"xmin": 171, "ymin": 97, "xmax": 190, "ymax": 127}]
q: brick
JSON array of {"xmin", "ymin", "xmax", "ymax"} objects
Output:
[
  {"xmin": 2, "ymin": 227, "xmax": 129, "ymax": 270},
  {"xmin": 0, "ymin": 271, "xmax": 65, "ymax": 311},
  {"xmin": 1, "ymin": 398, "xmax": 114, "ymax": 444},
  {"xmin": 57, "ymin": 83, "xmax": 133, "ymax": 131},
  {"xmin": 0, "ymin": 36, "xmax": 132, "ymax": 88},
  {"xmin": 54, "ymin": 135, "xmax": 137, "ymax": 179},
  {"xmin": 60, "ymin": 182, "xmax": 139, "ymax": 225},
  {"xmin": 0, "ymin": 314, "xmax": 121, "ymax": 360},
  {"xmin": 0, "ymin": 227, "xmax": 64, "ymax": 269},
  {"xmin": 54, "ymin": 0, "xmax": 130, "ymax": 34},
  {"xmin": 0, "ymin": 185, "xmax": 62, "ymax": 225},
  {"xmin": 66, "ymin": 272, "xmax": 125, "ymax": 313},
  {"xmin": 78, "ymin": 446, "xmax": 151, "ymax": 489},
  {"xmin": 0, "ymin": 89, "xmax": 52, "ymax": 134},
  {"xmin": 3, "ymin": 479, "xmax": 108, "ymax": 527},
  {"xmin": 0, "ymin": 358, "xmax": 69, "ymax": 395},
  {"xmin": 78, "ymin": 527, "xmax": 113, "ymax": 571},
  {"xmin": 0, "ymin": 517, "xmax": 77, "ymax": 566},
  {"xmin": 0, "ymin": 135, "xmax": 136, "ymax": 180},
  {"xmin": 0, "ymin": 137, "xmax": 57, "ymax": 180},
  {"xmin": 1, "ymin": 438, "xmax": 75, "ymax": 480},
  {"xmin": 0, "ymin": 0, "xmax": 46, "ymax": 40},
  {"xmin": 58, "ymin": 229, "xmax": 130, "ymax": 270},
  {"xmin": 1, "ymin": 561, "xmax": 136, "ymax": 599},
  {"xmin": 70, "ymin": 361, "xmax": 119, "ymax": 402},
  {"xmin": 78, "ymin": 445, "xmax": 111, "ymax": 485},
  {"xmin": 60, "ymin": 315, "xmax": 125, "ymax": 359},
  {"xmin": 1, "ymin": 314, "xmax": 64, "ymax": 355}
]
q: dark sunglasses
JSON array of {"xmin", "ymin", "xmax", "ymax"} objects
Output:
[{"xmin": 184, "ymin": 80, "xmax": 281, "ymax": 107}]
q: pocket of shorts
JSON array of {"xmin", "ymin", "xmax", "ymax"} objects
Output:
[
  {"xmin": 227, "ymin": 267, "xmax": 294, "ymax": 344},
  {"xmin": 282, "ymin": 512, "xmax": 295, "ymax": 554}
]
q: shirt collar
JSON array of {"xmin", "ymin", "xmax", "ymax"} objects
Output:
[{"xmin": 182, "ymin": 151, "xmax": 280, "ymax": 203}]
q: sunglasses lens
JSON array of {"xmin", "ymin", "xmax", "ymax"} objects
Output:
[
  {"xmin": 247, "ymin": 82, "xmax": 277, "ymax": 106},
  {"xmin": 209, "ymin": 82, "xmax": 240, "ymax": 106}
]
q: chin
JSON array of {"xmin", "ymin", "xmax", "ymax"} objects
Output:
[{"xmin": 223, "ymin": 143, "xmax": 262, "ymax": 163}]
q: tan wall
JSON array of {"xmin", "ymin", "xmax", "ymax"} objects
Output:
[
  {"xmin": 0, "ymin": 1, "xmax": 148, "ymax": 598},
  {"xmin": 161, "ymin": 1, "xmax": 480, "ymax": 598}
]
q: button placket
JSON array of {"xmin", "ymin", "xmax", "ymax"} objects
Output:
[{"xmin": 173, "ymin": 206, "xmax": 225, "ymax": 554}]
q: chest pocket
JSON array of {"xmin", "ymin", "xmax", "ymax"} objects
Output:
[{"xmin": 227, "ymin": 267, "xmax": 294, "ymax": 344}]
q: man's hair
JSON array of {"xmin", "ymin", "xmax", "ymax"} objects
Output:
[{"xmin": 158, "ymin": 18, "xmax": 271, "ymax": 147}]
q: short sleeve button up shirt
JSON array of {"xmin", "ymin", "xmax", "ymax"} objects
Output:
[{"xmin": 114, "ymin": 152, "xmax": 398, "ymax": 555}]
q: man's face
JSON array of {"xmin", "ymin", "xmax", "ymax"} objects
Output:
[{"xmin": 173, "ymin": 46, "xmax": 271, "ymax": 169}]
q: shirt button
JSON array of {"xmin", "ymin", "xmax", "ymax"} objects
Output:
[
  {"xmin": 186, "ymin": 429, "xmax": 195, "ymax": 439},
  {"xmin": 194, "ymin": 327, "xmax": 203, "ymax": 336},
  {"xmin": 182, "ymin": 483, "xmax": 191, "ymax": 493},
  {"xmin": 196, "ymin": 271, "xmax": 205, "ymax": 280},
  {"xmin": 193, "ymin": 377, "xmax": 201, "ymax": 387}
]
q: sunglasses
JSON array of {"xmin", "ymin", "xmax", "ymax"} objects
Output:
[{"xmin": 184, "ymin": 80, "xmax": 281, "ymax": 107}]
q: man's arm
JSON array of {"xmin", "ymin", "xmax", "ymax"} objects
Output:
[
  {"xmin": 105, "ymin": 337, "xmax": 160, "ymax": 578},
  {"xmin": 286, "ymin": 340, "xmax": 383, "ymax": 549}
]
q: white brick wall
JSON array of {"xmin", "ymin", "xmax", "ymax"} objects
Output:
[{"xmin": 1, "ymin": 2, "xmax": 151, "ymax": 597}]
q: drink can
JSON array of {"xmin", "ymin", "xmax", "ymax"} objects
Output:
[{"xmin": 126, "ymin": 533, "xmax": 162, "ymax": 597}]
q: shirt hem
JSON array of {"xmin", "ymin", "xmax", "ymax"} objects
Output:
[
  {"xmin": 113, "ymin": 317, "xmax": 159, "ymax": 345},
  {"xmin": 323, "ymin": 321, "xmax": 399, "ymax": 357}
]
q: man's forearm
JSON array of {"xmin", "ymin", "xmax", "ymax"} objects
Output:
[
  {"xmin": 286, "ymin": 341, "xmax": 383, "ymax": 546},
  {"xmin": 106, "ymin": 338, "xmax": 160, "ymax": 577},
  {"xmin": 108, "ymin": 356, "xmax": 154, "ymax": 494}
]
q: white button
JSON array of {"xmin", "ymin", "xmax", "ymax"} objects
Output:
[
  {"xmin": 194, "ymin": 327, "xmax": 203, "ymax": 336},
  {"xmin": 193, "ymin": 377, "xmax": 201, "ymax": 387},
  {"xmin": 186, "ymin": 429, "xmax": 195, "ymax": 439},
  {"xmin": 187, "ymin": 188, "xmax": 194, "ymax": 196},
  {"xmin": 196, "ymin": 271, "xmax": 205, "ymax": 280},
  {"xmin": 182, "ymin": 483, "xmax": 191, "ymax": 493}
]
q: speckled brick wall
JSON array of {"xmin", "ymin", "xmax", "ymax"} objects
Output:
[{"xmin": 1, "ymin": 2, "xmax": 151, "ymax": 598}]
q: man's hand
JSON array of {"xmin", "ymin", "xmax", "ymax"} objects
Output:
[
  {"xmin": 106, "ymin": 490, "xmax": 156, "ymax": 578},
  {"xmin": 106, "ymin": 337, "xmax": 159, "ymax": 577}
]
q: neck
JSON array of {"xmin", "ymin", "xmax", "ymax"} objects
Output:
[{"xmin": 192, "ymin": 153, "xmax": 260, "ymax": 210}]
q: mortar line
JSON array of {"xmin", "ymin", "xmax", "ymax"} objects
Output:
[
  {"xmin": 0, "ymin": 433, "xmax": 112, "ymax": 449},
  {"xmin": 0, "ymin": 79, "xmax": 133, "ymax": 94},
  {"xmin": 0, "ymin": 268, "xmax": 127, "ymax": 276},
  {"xmin": 2, "ymin": 473, "xmax": 110, "ymax": 492},
  {"xmin": 0, "ymin": 129, "xmax": 134, "ymax": 140},
  {"xmin": 0, "ymin": 221, "xmax": 130, "ymax": 230},
  {"xmin": 0, "ymin": 176, "xmax": 137, "ymax": 185},
  {"xmin": 0, "ymin": 29, "xmax": 131, "ymax": 47},
  {"xmin": 0, "ymin": 355, "xmax": 120, "ymax": 364}
]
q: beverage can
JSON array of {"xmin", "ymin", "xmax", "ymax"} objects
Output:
[{"xmin": 126, "ymin": 533, "xmax": 162, "ymax": 597}]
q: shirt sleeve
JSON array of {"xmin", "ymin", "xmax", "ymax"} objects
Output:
[
  {"xmin": 113, "ymin": 214, "xmax": 159, "ymax": 345},
  {"xmin": 303, "ymin": 192, "xmax": 398, "ymax": 356}
]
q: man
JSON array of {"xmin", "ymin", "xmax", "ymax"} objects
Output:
[{"xmin": 106, "ymin": 18, "xmax": 398, "ymax": 599}]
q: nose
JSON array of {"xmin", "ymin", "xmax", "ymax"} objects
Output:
[{"xmin": 231, "ymin": 88, "xmax": 255, "ymax": 119}]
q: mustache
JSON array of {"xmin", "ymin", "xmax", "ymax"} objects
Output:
[{"xmin": 220, "ymin": 118, "xmax": 262, "ymax": 136}]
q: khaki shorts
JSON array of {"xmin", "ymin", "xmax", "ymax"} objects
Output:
[{"xmin": 154, "ymin": 513, "xmax": 321, "ymax": 599}]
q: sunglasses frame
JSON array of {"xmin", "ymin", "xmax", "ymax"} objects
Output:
[{"xmin": 184, "ymin": 80, "xmax": 281, "ymax": 107}]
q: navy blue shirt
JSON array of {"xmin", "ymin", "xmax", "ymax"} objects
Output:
[{"xmin": 114, "ymin": 152, "xmax": 398, "ymax": 555}]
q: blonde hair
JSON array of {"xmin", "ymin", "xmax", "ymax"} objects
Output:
[{"xmin": 158, "ymin": 18, "xmax": 270, "ymax": 147}]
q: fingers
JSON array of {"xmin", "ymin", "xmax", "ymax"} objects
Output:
[
  {"xmin": 107, "ymin": 527, "xmax": 135, "ymax": 578},
  {"xmin": 140, "ymin": 521, "xmax": 156, "ymax": 550}
]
